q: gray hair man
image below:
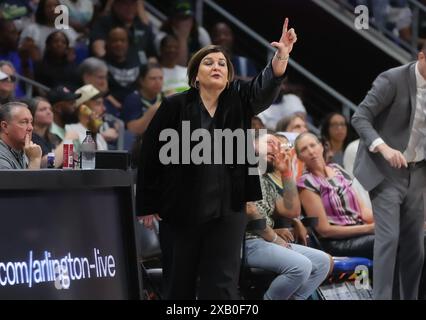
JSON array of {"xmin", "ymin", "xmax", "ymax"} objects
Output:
[{"xmin": 0, "ymin": 102, "xmax": 41, "ymax": 169}]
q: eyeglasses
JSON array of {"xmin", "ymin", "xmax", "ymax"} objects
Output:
[
  {"xmin": 280, "ymin": 142, "xmax": 293, "ymax": 151},
  {"xmin": 0, "ymin": 75, "xmax": 16, "ymax": 83},
  {"xmin": 330, "ymin": 122, "xmax": 347, "ymax": 129}
]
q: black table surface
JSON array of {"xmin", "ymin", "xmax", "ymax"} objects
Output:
[{"xmin": 0, "ymin": 169, "xmax": 134, "ymax": 190}]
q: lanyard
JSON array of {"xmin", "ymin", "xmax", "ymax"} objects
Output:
[{"xmin": 140, "ymin": 94, "xmax": 162, "ymax": 113}]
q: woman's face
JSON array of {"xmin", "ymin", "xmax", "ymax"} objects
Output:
[
  {"xmin": 160, "ymin": 37, "xmax": 179, "ymax": 66},
  {"xmin": 35, "ymin": 100, "xmax": 53, "ymax": 126},
  {"xmin": 287, "ymin": 116, "xmax": 308, "ymax": 134},
  {"xmin": 140, "ymin": 68, "xmax": 164, "ymax": 96},
  {"xmin": 44, "ymin": 0, "xmax": 59, "ymax": 24},
  {"xmin": 196, "ymin": 52, "xmax": 228, "ymax": 91},
  {"xmin": 84, "ymin": 70, "xmax": 108, "ymax": 94},
  {"xmin": 48, "ymin": 32, "xmax": 68, "ymax": 57},
  {"xmin": 296, "ymin": 134, "xmax": 325, "ymax": 169},
  {"xmin": 107, "ymin": 28, "xmax": 129, "ymax": 60},
  {"xmin": 211, "ymin": 23, "xmax": 233, "ymax": 50},
  {"xmin": 328, "ymin": 114, "xmax": 347, "ymax": 143}
]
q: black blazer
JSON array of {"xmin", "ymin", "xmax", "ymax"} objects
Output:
[{"xmin": 136, "ymin": 60, "xmax": 285, "ymax": 224}]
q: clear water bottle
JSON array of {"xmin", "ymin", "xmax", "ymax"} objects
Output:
[{"xmin": 80, "ymin": 131, "xmax": 96, "ymax": 170}]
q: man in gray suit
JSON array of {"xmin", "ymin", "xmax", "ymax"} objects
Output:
[{"xmin": 352, "ymin": 48, "xmax": 426, "ymax": 300}]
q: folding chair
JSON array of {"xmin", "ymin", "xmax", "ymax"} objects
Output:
[{"xmin": 136, "ymin": 220, "xmax": 163, "ymax": 300}]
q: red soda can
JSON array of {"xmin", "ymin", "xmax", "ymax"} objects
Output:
[{"xmin": 63, "ymin": 140, "xmax": 74, "ymax": 169}]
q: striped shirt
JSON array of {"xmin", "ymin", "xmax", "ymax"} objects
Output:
[{"xmin": 297, "ymin": 164, "xmax": 363, "ymax": 226}]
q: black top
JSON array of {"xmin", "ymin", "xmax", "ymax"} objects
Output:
[
  {"xmin": 0, "ymin": 169, "xmax": 133, "ymax": 190},
  {"xmin": 34, "ymin": 59, "xmax": 79, "ymax": 89},
  {"xmin": 136, "ymin": 60, "xmax": 286, "ymax": 226},
  {"xmin": 32, "ymin": 132, "xmax": 55, "ymax": 156},
  {"xmin": 195, "ymin": 97, "xmax": 235, "ymax": 223},
  {"xmin": 104, "ymin": 47, "xmax": 141, "ymax": 103}
]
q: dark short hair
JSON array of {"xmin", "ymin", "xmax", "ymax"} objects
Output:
[
  {"xmin": 107, "ymin": 26, "xmax": 129, "ymax": 40},
  {"xmin": 276, "ymin": 113, "xmax": 306, "ymax": 132},
  {"xmin": 138, "ymin": 62, "xmax": 163, "ymax": 80},
  {"xmin": 0, "ymin": 102, "xmax": 29, "ymax": 124},
  {"xmin": 187, "ymin": 45, "xmax": 234, "ymax": 88}
]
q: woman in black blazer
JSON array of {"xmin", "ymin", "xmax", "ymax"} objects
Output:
[{"xmin": 137, "ymin": 18, "xmax": 297, "ymax": 300}]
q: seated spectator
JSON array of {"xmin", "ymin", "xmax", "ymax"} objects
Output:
[
  {"xmin": 268, "ymin": 132, "xmax": 315, "ymax": 245},
  {"xmin": 259, "ymin": 87, "xmax": 307, "ymax": 130},
  {"xmin": 27, "ymin": 96, "xmax": 78, "ymax": 168},
  {"xmin": 79, "ymin": 57, "xmax": 118, "ymax": 114},
  {"xmin": 0, "ymin": 63, "xmax": 17, "ymax": 105},
  {"xmin": 276, "ymin": 113, "xmax": 308, "ymax": 134},
  {"xmin": 155, "ymin": 0, "xmax": 211, "ymax": 66},
  {"xmin": 274, "ymin": 132, "xmax": 305, "ymax": 181},
  {"xmin": 320, "ymin": 112, "xmax": 350, "ymax": 167},
  {"xmin": 77, "ymin": 57, "xmax": 121, "ymax": 149},
  {"xmin": 245, "ymin": 133, "xmax": 331, "ymax": 300},
  {"xmin": 47, "ymin": 85, "xmax": 81, "ymax": 142},
  {"xmin": 159, "ymin": 34, "xmax": 190, "ymax": 96},
  {"xmin": 211, "ymin": 22, "xmax": 257, "ymax": 80},
  {"xmin": 19, "ymin": 0, "xmax": 79, "ymax": 60},
  {"xmin": 0, "ymin": 18, "xmax": 34, "ymax": 98},
  {"xmin": 65, "ymin": 84, "xmax": 108, "ymax": 152},
  {"xmin": 275, "ymin": 114, "xmax": 308, "ymax": 180},
  {"xmin": 343, "ymin": 138, "xmax": 372, "ymax": 209},
  {"xmin": 295, "ymin": 132, "xmax": 374, "ymax": 259},
  {"xmin": 0, "ymin": 101, "xmax": 41, "ymax": 169},
  {"xmin": 104, "ymin": 26, "xmax": 141, "ymax": 106},
  {"xmin": 34, "ymin": 31, "xmax": 79, "ymax": 89},
  {"xmin": 90, "ymin": 0, "xmax": 156, "ymax": 64},
  {"xmin": 122, "ymin": 63, "xmax": 163, "ymax": 135}
]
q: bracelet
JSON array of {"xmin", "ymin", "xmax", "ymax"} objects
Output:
[
  {"xmin": 274, "ymin": 53, "xmax": 289, "ymax": 62},
  {"xmin": 281, "ymin": 171, "xmax": 293, "ymax": 179},
  {"xmin": 271, "ymin": 233, "xmax": 278, "ymax": 243}
]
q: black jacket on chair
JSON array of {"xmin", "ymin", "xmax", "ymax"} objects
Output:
[{"xmin": 136, "ymin": 60, "xmax": 285, "ymax": 225}]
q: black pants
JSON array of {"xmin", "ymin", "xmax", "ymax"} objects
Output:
[
  {"xmin": 159, "ymin": 212, "xmax": 247, "ymax": 300},
  {"xmin": 320, "ymin": 234, "xmax": 375, "ymax": 260}
]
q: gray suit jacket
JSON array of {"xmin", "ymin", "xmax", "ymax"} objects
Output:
[{"xmin": 351, "ymin": 62, "xmax": 418, "ymax": 191}]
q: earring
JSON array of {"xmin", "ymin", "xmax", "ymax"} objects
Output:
[{"xmin": 195, "ymin": 80, "xmax": 199, "ymax": 89}]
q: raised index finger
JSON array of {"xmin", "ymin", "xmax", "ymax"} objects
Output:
[
  {"xmin": 25, "ymin": 133, "xmax": 30, "ymax": 147},
  {"xmin": 283, "ymin": 18, "xmax": 289, "ymax": 35}
]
